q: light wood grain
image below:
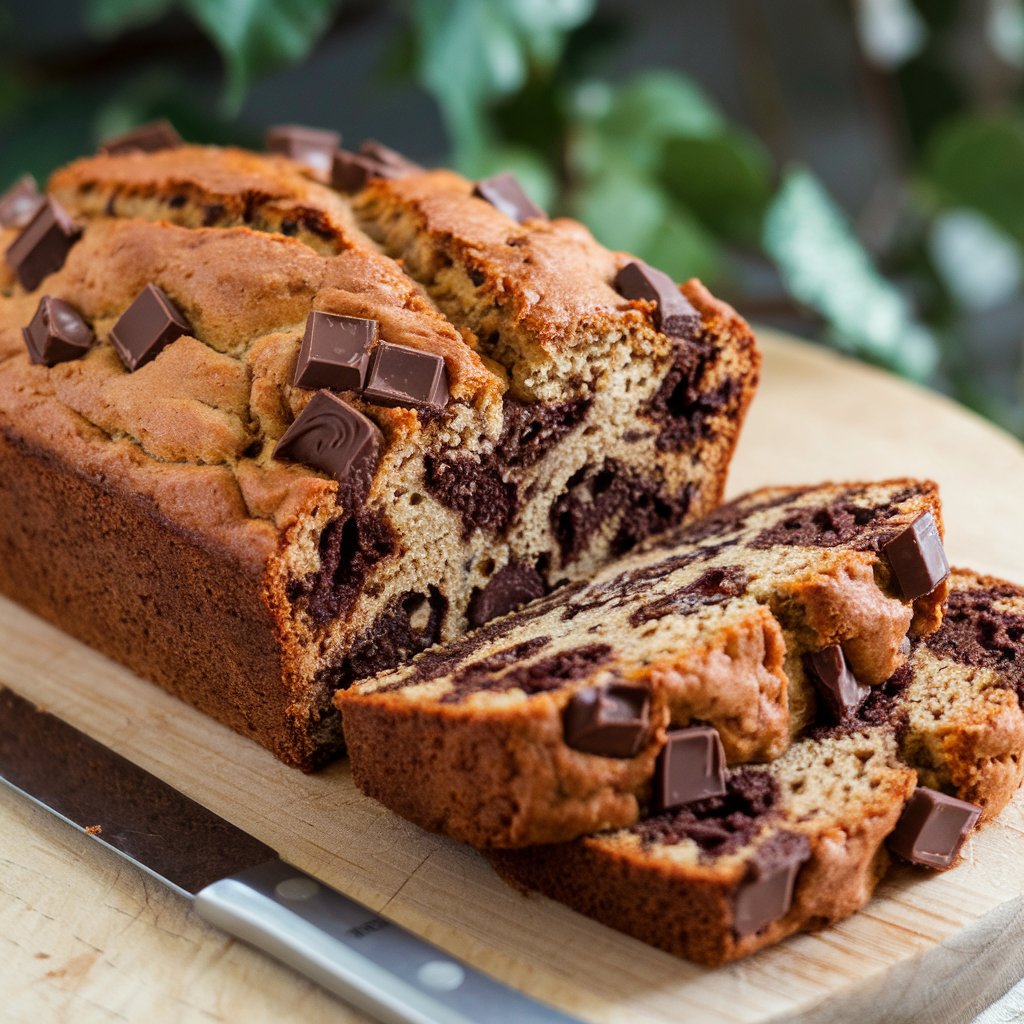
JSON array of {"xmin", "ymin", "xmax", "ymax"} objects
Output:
[{"xmin": 3, "ymin": 331, "xmax": 1024, "ymax": 1024}]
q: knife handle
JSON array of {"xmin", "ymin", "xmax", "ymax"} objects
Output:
[{"xmin": 194, "ymin": 858, "xmax": 581, "ymax": 1024}]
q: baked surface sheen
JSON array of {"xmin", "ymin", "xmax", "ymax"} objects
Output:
[{"xmin": 0, "ymin": 144, "xmax": 759, "ymax": 767}]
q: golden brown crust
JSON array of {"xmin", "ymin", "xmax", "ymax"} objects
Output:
[{"xmin": 1, "ymin": 143, "xmax": 761, "ymax": 767}]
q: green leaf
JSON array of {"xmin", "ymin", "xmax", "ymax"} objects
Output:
[
  {"xmin": 763, "ymin": 168, "xmax": 938, "ymax": 379},
  {"xmin": 660, "ymin": 132, "xmax": 773, "ymax": 240},
  {"xmin": 926, "ymin": 114, "xmax": 1024, "ymax": 245},
  {"xmin": 180, "ymin": 0, "xmax": 339, "ymax": 111},
  {"xmin": 571, "ymin": 165, "xmax": 721, "ymax": 283},
  {"xmin": 598, "ymin": 72, "xmax": 723, "ymax": 144},
  {"xmin": 85, "ymin": 0, "xmax": 174, "ymax": 36}
]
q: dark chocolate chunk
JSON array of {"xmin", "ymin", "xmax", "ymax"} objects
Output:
[
  {"xmin": 0, "ymin": 175, "xmax": 44, "ymax": 229},
  {"xmin": 331, "ymin": 140, "xmax": 422, "ymax": 192},
  {"xmin": 22, "ymin": 296, "xmax": 94, "ymax": 366},
  {"xmin": 266, "ymin": 124, "xmax": 340, "ymax": 177},
  {"xmin": 563, "ymin": 681, "xmax": 650, "ymax": 758},
  {"xmin": 804, "ymin": 645, "xmax": 870, "ymax": 724},
  {"xmin": 653, "ymin": 726, "xmax": 727, "ymax": 811},
  {"xmin": 882, "ymin": 512, "xmax": 950, "ymax": 600},
  {"xmin": 109, "ymin": 283, "xmax": 191, "ymax": 372},
  {"xmin": 467, "ymin": 562, "xmax": 546, "ymax": 627},
  {"xmin": 294, "ymin": 311, "xmax": 377, "ymax": 391},
  {"xmin": 887, "ymin": 787, "xmax": 980, "ymax": 869},
  {"xmin": 4, "ymin": 197, "xmax": 81, "ymax": 291},
  {"xmin": 363, "ymin": 341, "xmax": 449, "ymax": 410},
  {"xmin": 472, "ymin": 172, "xmax": 547, "ymax": 224},
  {"xmin": 614, "ymin": 260, "xmax": 701, "ymax": 337},
  {"xmin": 100, "ymin": 119, "xmax": 183, "ymax": 155},
  {"xmin": 273, "ymin": 390, "xmax": 383, "ymax": 508},
  {"xmin": 732, "ymin": 831, "xmax": 811, "ymax": 936}
]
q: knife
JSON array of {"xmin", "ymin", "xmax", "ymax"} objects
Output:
[{"xmin": 0, "ymin": 687, "xmax": 580, "ymax": 1024}]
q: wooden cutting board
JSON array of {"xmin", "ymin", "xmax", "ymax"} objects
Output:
[{"xmin": 4, "ymin": 331, "xmax": 1024, "ymax": 1024}]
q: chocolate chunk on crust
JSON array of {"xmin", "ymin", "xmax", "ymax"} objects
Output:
[
  {"xmin": 5, "ymin": 197, "xmax": 80, "ymax": 291},
  {"xmin": 267, "ymin": 124, "xmax": 340, "ymax": 177},
  {"xmin": 294, "ymin": 311, "xmax": 376, "ymax": 392},
  {"xmin": 100, "ymin": 119, "xmax": 183, "ymax": 155},
  {"xmin": 563, "ymin": 682, "xmax": 651, "ymax": 758},
  {"xmin": 0, "ymin": 176, "xmax": 44, "ymax": 229},
  {"xmin": 882, "ymin": 512, "xmax": 950, "ymax": 600},
  {"xmin": 887, "ymin": 787, "xmax": 980, "ymax": 869},
  {"xmin": 22, "ymin": 296, "xmax": 94, "ymax": 367},
  {"xmin": 472, "ymin": 172, "xmax": 547, "ymax": 224},
  {"xmin": 273, "ymin": 390, "xmax": 383, "ymax": 508},
  {"xmin": 615, "ymin": 260, "xmax": 701, "ymax": 338},
  {"xmin": 109, "ymin": 283, "xmax": 191, "ymax": 372}
]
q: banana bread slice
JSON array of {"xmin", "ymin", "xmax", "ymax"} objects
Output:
[
  {"xmin": 337, "ymin": 479, "xmax": 949, "ymax": 846},
  {"xmin": 0, "ymin": 142, "xmax": 757, "ymax": 768},
  {"xmin": 490, "ymin": 569, "xmax": 1023, "ymax": 964}
]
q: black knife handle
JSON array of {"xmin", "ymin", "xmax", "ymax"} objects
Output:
[{"xmin": 194, "ymin": 858, "xmax": 582, "ymax": 1024}]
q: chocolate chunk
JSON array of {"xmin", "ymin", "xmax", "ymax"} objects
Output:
[
  {"xmin": 887, "ymin": 787, "xmax": 981, "ymax": 869},
  {"xmin": 472, "ymin": 172, "xmax": 547, "ymax": 224},
  {"xmin": 273, "ymin": 390, "xmax": 383, "ymax": 508},
  {"xmin": 882, "ymin": 512, "xmax": 950, "ymax": 600},
  {"xmin": 0, "ymin": 176, "xmax": 44, "ymax": 229},
  {"xmin": 266, "ymin": 124, "xmax": 340, "ymax": 177},
  {"xmin": 100, "ymin": 119, "xmax": 183, "ymax": 155},
  {"xmin": 22, "ymin": 296, "xmax": 94, "ymax": 366},
  {"xmin": 4, "ymin": 198, "xmax": 80, "ymax": 291},
  {"xmin": 331, "ymin": 140, "xmax": 422, "ymax": 192},
  {"xmin": 804, "ymin": 645, "xmax": 870, "ymax": 724},
  {"xmin": 468, "ymin": 563, "xmax": 546, "ymax": 627},
  {"xmin": 563, "ymin": 681, "xmax": 650, "ymax": 758},
  {"xmin": 732, "ymin": 831, "xmax": 810, "ymax": 936},
  {"xmin": 653, "ymin": 726, "xmax": 727, "ymax": 811},
  {"xmin": 294, "ymin": 311, "xmax": 377, "ymax": 391},
  {"xmin": 364, "ymin": 341, "xmax": 449, "ymax": 410},
  {"xmin": 109, "ymin": 283, "xmax": 191, "ymax": 371},
  {"xmin": 614, "ymin": 260, "xmax": 701, "ymax": 337}
]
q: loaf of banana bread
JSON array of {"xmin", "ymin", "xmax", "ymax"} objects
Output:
[
  {"xmin": 490, "ymin": 569, "xmax": 1020, "ymax": 964},
  {"xmin": 0, "ymin": 139, "xmax": 758, "ymax": 768},
  {"xmin": 338, "ymin": 479, "xmax": 950, "ymax": 846}
]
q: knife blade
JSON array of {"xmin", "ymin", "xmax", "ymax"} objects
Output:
[{"xmin": 0, "ymin": 687, "xmax": 580, "ymax": 1024}]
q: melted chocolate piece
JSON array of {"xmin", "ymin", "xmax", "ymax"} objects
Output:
[
  {"xmin": 629, "ymin": 565, "xmax": 749, "ymax": 626},
  {"xmin": 287, "ymin": 511, "xmax": 396, "ymax": 625},
  {"xmin": 563, "ymin": 681, "xmax": 650, "ymax": 758},
  {"xmin": 881, "ymin": 512, "xmax": 950, "ymax": 600},
  {"xmin": 294, "ymin": 311, "xmax": 376, "ymax": 391},
  {"xmin": 499, "ymin": 395, "xmax": 592, "ymax": 469},
  {"xmin": 100, "ymin": 119, "xmax": 183, "ymax": 155},
  {"xmin": 887, "ymin": 787, "xmax": 980, "ymax": 869},
  {"xmin": 472, "ymin": 172, "xmax": 547, "ymax": 224},
  {"xmin": 748, "ymin": 488, "xmax": 912, "ymax": 550},
  {"xmin": 645, "ymin": 343, "xmax": 742, "ymax": 453},
  {"xmin": 441, "ymin": 642, "xmax": 612, "ymax": 704},
  {"xmin": 363, "ymin": 341, "xmax": 449, "ymax": 410},
  {"xmin": 633, "ymin": 767, "xmax": 778, "ymax": 859},
  {"xmin": 468, "ymin": 562, "xmax": 546, "ymax": 627},
  {"xmin": 614, "ymin": 260, "xmax": 700, "ymax": 337},
  {"xmin": 925, "ymin": 581, "xmax": 1024, "ymax": 705},
  {"xmin": 653, "ymin": 726, "xmax": 727, "ymax": 811},
  {"xmin": 804, "ymin": 645, "xmax": 870, "ymax": 725},
  {"xmin": 551, "ymin": 460, "xmax": 689, "ymax": 563},
  {"xmin": 338, "ymin": 588, "xmax": 447, "ymax": 686},
  {"xmin": 109, "ymin": 283, "xmax": 191, "ymax": 371},
  {"xmin": 266, "ymin": 124, "xmax": 340, "ymax": 177},
  {"xmin": 22, "ymin": 296, "xmax": 94, "ymax": 366},
  {"xmin": 732, "ymin": 831, "xmax": 811, "ymax": 936},
  {"xmin": 331, "ymin": 140, "xmax": 422, "ymax": 192},
  {"xmin": 5, "ymin": 197, "xmax": 80, "ymax": 291},
  {"xmin": 275, "ymin": 392, "xmax": 383, "ymax": 508},
  {"xmin": 424, "ymin": 453, "xmax": 518, "ymax": 537},
  {"xmin": 0, "ymin": 175, "xmax": 43, "ymax": 229}
]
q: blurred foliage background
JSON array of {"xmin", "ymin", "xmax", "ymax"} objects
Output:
[{"xmin": 2, "ymin": 0, "xmax": 1023, "ymax": 433}]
